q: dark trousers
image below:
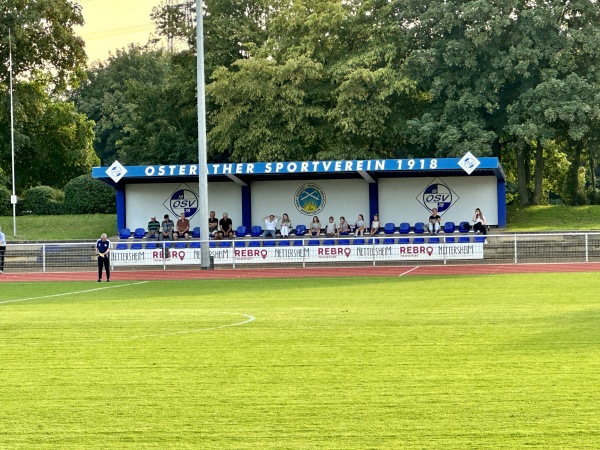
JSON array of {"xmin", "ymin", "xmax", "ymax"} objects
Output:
[
  {"xmin": 97, "ymin": 255, "xmax": 110, "ymax": 280},
  {"xmin": 0, "ymin": 245, "xmax": 5, "ymax": 272},
  {"xmin": 473, "ymin": 223, "xmax": 487, "ymax": 235}
]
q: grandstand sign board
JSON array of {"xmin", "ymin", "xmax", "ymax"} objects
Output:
[{"xmin": 111, "ymin": 242, "xmax": 484, "ymax": 266}]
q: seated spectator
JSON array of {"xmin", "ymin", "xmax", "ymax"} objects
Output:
[
  {"xmin": 175, "ymin": 212, "xmax": 190, "ymax": 239},
  {"xmin": 325, "ymin": 216, "xmax": 337, "ymax": 237},
  {"xmin": 338, "ymin": 216, "xmax": 351, "ymax": 236},
  {"xmin": 262, "ymin": 214, "xmax": 280, "ymax": 238},
  {"xmin": 147, "ymin": 215, "xmax": 160, "ymax": 239},
  {"xmin": 472, "ymin": 207, "xmax": 487, "ymax": 236},
  {"xmin": 354, "ymin": 214, "xmax": 367, "ymax": 236},
  {"xmin": 280, "ymin": 213, "xmax": 292, "ymax": 238},
  {"xmin": 208, "ymin": 210, "xmax": 219, "ymax": 237},
  {"xmin": 370, "ymin": 214, "xmax": 381, "ymax": 235},
  {"xmin": 427, "ymin": 208, "xmax": 441, "ymax": 234},
  {"xmin": 309, "ymin": 216, "xmax": 321, "ymax": 237},
  {"xmin": 219, "ymin": 212, "xmax": 234, "ymax": 239},
  {"xmin": 160, "ymin": 214, "xmax": 174, "ymax": 241}
]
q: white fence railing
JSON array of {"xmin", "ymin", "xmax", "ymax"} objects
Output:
[{"xmin": 2, "ymin": 232, "xmax": 600, "ymax": 272}]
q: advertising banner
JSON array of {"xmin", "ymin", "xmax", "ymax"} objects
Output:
[{"xmin": 111, "ymin": 243, "xmax": 483, "ymax": 266}]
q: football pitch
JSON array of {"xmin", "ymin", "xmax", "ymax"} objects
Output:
[{"xmin": 1, "ymin": 273, "xmax": 599, "ymax": 449}]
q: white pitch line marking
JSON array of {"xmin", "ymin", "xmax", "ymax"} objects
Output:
[
  {"xmin": 399, "ymin": 266, "xmax": 419, "ymax": 277},
  {"xmin": 0, "ymin": 281, "xmax": 149, "ymax": 305}
]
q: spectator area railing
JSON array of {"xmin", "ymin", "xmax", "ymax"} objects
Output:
[{"xmin": 2, "ymin": 232, "xmax": 600, "ymax": 273}]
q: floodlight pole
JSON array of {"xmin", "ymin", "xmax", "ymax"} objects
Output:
[
  {"xmin": 8, "ymin": 30, "xmax": 17, "ymax": 237},
  {"xmin": 196, "ymin": 0, "xmax": 210, "ymax": 268}
]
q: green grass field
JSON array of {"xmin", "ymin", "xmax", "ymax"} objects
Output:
[{"xmin": 1, "ymin": 274, "xmax": 600, "ymax": 449}]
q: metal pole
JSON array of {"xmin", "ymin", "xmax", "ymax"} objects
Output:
[
  {"xmin": 196, "ymin": 0, "xmax": 210, "ymax": 269},
  {"xmin": 9, "ymin": 30, "xmax": 17, "ymax": 237}
]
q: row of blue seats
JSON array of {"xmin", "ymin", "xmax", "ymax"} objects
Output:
[
  {"xmin": 119, "ymin": 221, "xmax": 476, "ymax": 240},
  {"xmin": 115, "ymin": 235, "xmax": 485, "ymax": 250}
]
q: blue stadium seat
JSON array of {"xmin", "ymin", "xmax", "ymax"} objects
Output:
[
  {"xmin": 474, "ymin": 236, "xmax": 486, "ymax": 243},
  {"xmin": 413, "ymin": 222, "xmax": 425, "ymax": 234},
  {"xmin": 413, "ymin": 237, "xmax": 425, "ymax": 244},
  {"xmin": 353, "ymin": 239, "xmax": 365, "ymax": 245},
  {"xmin": 399, "ymin": 222, "xmax": 411, "ymax": 234},
  {"xmin": 130, "ymin": 242, "xmax": 143, "ymax": 250},
  {"xmin": 133, "ymin": 228, "xmax": 146, "ymax": 239},
  {"xmin": 192, "ymin": 227, "xmax": 201, "ymax": 238},
  {"xmin": 323, "ymin": 239, "xmax": 335, "ymax": 246},
  {"xmin": 263, "ymin": 240, "xmax": 276, "ymax": 247},
  {"xmin": 308, "ymin": 240, "xmax": 320, "ymax": 246},
  {"xmin": 250, "ymin": 226, "xmax": 263, "ymax": 237},
  {"xmin": 293, "ymin": 239, "xmax": 304, "ymax": 246},
  {"xmin": 445, "ymin": 237, "xmax": 456, "ymax": 244},
  {"xmin": 458, "ymin": 236, "xmax": 470, "ymax": 243},
  {"xmin": 189, "ymin": 241, "xmax": 201, "ymax": 248},
  {"xmin": 383, "ymin": 223, "xmax": 396, "ymax": 235},
  {"xmin": 279, "ymin": 240, "xmax": 290, "ymax": 246},
  {"xmin": 248, "ymin": 241, "xmax": 261, "ymax": 247},
  {"xmin": 209, "ymin": 241, "xmax": 217, "ymax": 248},
  {"xmin": 338, "ymin": 239, "xmax": 350, "ymax": 245},
  {"xmin": 119, "ymin": 228, "xmax": 131, "ymax": 239},
  {"xmin": 145, "ymin": 242, "xmax": 158, "ymax": 249},
  {"xmin": 163, "ymin": 242, "xmax": 172, "ymax": 249},
  {"xmin": 428, "ymin": 237, "xmax": 440, "ymax": 244},
  {"xmin": 220, "ymin": 241, "xmax": 232, "ymax": 247},
  {"xmin": 383, "ymin": 238, "xmax": 395, "ymax": 245},
  {"xmin": 398, "ymin": 238, "xmax": 410, "ymax": 244},
  {"xmin": 116, "ymin": 243, "xmax": 128, "ymax": 250},
  {"xmin": 175, "ymin": 241, "xmax": 187, "ymax": 249},
  {"xmin": 233, "ymin": 241, "xmax": 246, "ymax": 248},
  {"xmin": 443, "ymin": 222, "xmax": 456, "ymax": 234},
  {"xmin": 294, "ymin": 224, "xmax": 307, "ymax": 236},
  {"xmin": 235, "ymin": 226, "xmax": 247, "ymax": 237}
]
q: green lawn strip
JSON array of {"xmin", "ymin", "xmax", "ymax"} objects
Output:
[{"xmin": 0, "ymin": 275, "xmax": 599, "ymax": 448}]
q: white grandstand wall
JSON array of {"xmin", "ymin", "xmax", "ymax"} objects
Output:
[
  {"xmin": 378, "ymin": 176, "xmax": 498, "ymax": 226},
  {"xmin": 125, "ymin": 182, "xmax": 241, "ymax": 232},
  {"xmin": 121, "ymin": 175, "xmax": 498, "ymax": 232}
]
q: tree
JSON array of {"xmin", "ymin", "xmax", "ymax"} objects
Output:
[
  {"xmin": 1, "ymin": 80, "xmax": 97, "ymax": 191},
  {"xmin": 0, "ymin": 0, "xmax": 86, "ymax": 91},
  {"xmin": 399, "ymin": 0, "xmax": 600, "ymax": 204},
  {"xmin": 73, "ymin": 46, "xmax": 173, "ymax": 165}
]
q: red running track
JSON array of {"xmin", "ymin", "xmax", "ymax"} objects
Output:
[{"xmin": 1, "ymin": 262, "xmax": 600, "ymax": 283}]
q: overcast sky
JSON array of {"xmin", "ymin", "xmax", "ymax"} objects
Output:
[{"xmin": 76, "ymin": 0, "xmax": 163, "ymax": 63}]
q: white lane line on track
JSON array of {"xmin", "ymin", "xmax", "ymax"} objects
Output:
[
  {"xmin": 399, "ymin": 266, "xmax": 419, "ymax": 277},
  {"xmin": 0, "ymin": 281, "xmax": 149, "ymax": 305}
]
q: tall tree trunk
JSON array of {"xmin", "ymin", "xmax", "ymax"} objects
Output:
[
  {"xmin": 517, "ymin": 144, "xmax": 531, "ymax": 206},
  {"xmin": 532, "ymin": 140, "xmax": 544, "ymax": 205},
  {"xmin": 566, "ymin": 142, "xmax": 584, "ymax": 205}
]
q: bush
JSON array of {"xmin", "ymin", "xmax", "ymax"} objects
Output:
[
  {"xmin": 63, "ymin": 175, "xmax": 116, "ymax": 214},
  {"xmin": 19, "ymin": 186, "xmax": 64, "ymax": 215},
  {"xmin": 0, "ymin": 185, "xmax": 11, "ymax": 216}
]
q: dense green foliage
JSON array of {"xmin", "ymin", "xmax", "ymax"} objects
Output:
[
  {"xmin": 0, "ymin": 0, "xmax": 95, "ymax": 194},
  {"xmin": 0, "ymin": 185, "xmax": 11, "ymax": 216},
  {"xmin": 69, "ymin": 0, "xmax": 600, "ymax": 207},
  {"xmin": 63, "ymin": 175, "xmax": 116, "ymax": 215},
  {"xmin": 19, "ymin": 185, "xmax": 64, "ymax": 215},
  {"xmin": 2, "ymin": 274, "xmax": 600, "ymax": 448}
]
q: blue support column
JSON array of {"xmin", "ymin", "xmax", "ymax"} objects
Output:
[
  {"xmin": 241, "ymin": 185, "xmax": 252, "ymax": 229},
  {"xmin": 368, "ymin": 182, "xmax": 379, "ymax": 224},
  {"xmin": 497, "ymin": 179, "xmax": 506, "ymax": 227},
  {"xmin": 116, "ymin": 185, "xmax": 126, "ymax": 231}
]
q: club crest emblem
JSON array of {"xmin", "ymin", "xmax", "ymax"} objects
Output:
[{"xmin": 294, "ymin": 184, "xmax": 326, "ymax": 215}]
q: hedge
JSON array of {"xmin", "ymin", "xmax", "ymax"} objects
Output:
[{"xmin": 63, "ymin": 175, "xmax": 116, "ymax": 214}]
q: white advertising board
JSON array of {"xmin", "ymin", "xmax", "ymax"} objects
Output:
[{"xmin": 111, "ymin": 243, "xmax": 483, "ymax": 266}]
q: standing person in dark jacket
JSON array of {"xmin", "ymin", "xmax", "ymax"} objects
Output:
[
  {"xmin": 96, "ymin": 233, "xmax": 111, "ymax": 282},
  {"xmin": 0, "ymin": 226, "xmax": 6, "ymax": 274}
]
